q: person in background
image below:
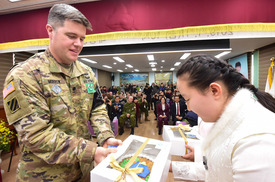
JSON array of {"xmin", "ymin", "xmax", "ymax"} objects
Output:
[
  {"xmin": 119, "ymin": 96, "xmax": 136, "ymax": 135},
  {"xmin": 174, "ymin": 54, "xmax": 275, "ymax": 181},
  {"xmin": 159, "ymin": 82, "xmax": 165, "ymax": 92},
  {"xmin": 119, "ymin": 91, "xmax": 127, "ymax": 105},
  {"xmin": 157, "ymin": 97, "xmax": 170, "ymax": 135},
  {"xmin": 170, "ymin": 95, "xmax": 187, "ymax": 125},
  {"xmin": 143, "ymin": 83, "xmax": 152, "ymax": 110},
  {"xmin": 139, "ymin": 94, "xmax": 150, "ymax": 121},
  {"xmin": 111, "ymin": 96, "xmax": 123, "ymax": 122},
  {"xmin": 2, "ymin": 4, "xmax": 122, "ymax": 181},
  {"xmin": 133, "ymin": 97, "xmax": 140, "ymax": 126}
]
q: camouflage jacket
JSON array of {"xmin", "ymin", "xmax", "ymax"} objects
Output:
[
  {"xmin": 3, "ymin": 49, "xmax": 114, "ymax": 181},
  {"xmin": 122, "ymin": 102, "xmax": 136, "ymax": 116}
]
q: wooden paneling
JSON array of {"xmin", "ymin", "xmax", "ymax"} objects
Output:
[
  {"xmin": 98, "ymin": 69, "xmax": 112, "ymax": 89},
  {"xmin": 0, "ymin": 53, "xmax": 13, "ymax": 107},
  {"xmin": 258, "ymin": 43, "xmax": 275, "ymax": 91}
]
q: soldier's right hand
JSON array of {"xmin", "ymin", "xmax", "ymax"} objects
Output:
[{"xmin": 94, "ymin": 146, "xmax": 118, "ymax": 164}]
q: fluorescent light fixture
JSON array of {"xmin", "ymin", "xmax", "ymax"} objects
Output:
[
  {"xmin": 132, "ymin": 71, "xmax": 134, "ymax": 72},
  {"xmin": 126, "ymin": 64, "xmax": 133, "ymax": 68},
  {"xmin": 113, "ymin": 56, "xmax": 125, "ymax": 62},
  {"xmin": 9, "ymin": 0, "xmax": 21, "ymax": 2},
  {"xmin": 125, "ymin": 68, "xmax": 128, "ymax": 69},
  {"xmin": 151, "ymin": 64, "xmax": 155, "ymax": 67},
  {"xmin": 152, "ymin": 68, "xmax": 157, "ymax": 71},
  {"xmin": 147, "ymin": 55, "xmax": 154, "ymax": 61},
  {"xmin": 81, "ymin": 58, "xmax": 97, "ymax": 64},
  {"xmin": 113, "ymin": 62, "xmax": 117, "ymax": 65},
  {"xmin": 215, "ymin": 51, "xmax": 231, "ymax": 58},
  {"xmin": 161, "ymin": 60, "xmax": 165, "ymax": 62},
  {"xmin": 161, "ymin": 66, "xmax": 163, "ymax": 68},
  {"xmin": 102, "ymin": 65, "xmax": 112, "ymax": 69},
  {"xmin": 174, "ymin": 62, "xmax": 181, "ymax": 66},
  {"xmin": 170, "ymin": 68, "xmax": 175, "ymax": 71},
  {"xmin": 134, "ymin": 69, "xmax": 139, "ymax": 72},
  {"xmin": 117, "ymin": 69, "xmax": 123, "ymax": 72},
  {"xmin": 180, "ymin": 53, "xmax": 191, "ymax": 60},
  {"xmin": 149, "ymin": 62, "xmax": 157, "ymax": 65}
]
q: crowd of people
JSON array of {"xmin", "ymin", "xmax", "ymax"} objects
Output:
[{"xmin": 100, "ymin": 82, "xmax": 198, "ymax": 135}]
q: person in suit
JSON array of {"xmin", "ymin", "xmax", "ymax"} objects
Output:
[
  {"xmin": 157, "ymin": 97, "xmax": 170, "ymax": 135},
  {"xmin": 170, "ymin": 95, "xmax": 187, "ymax": 125}
]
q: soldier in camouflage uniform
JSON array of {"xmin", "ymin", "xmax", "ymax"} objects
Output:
[
  {"xmin": 119, "ymin": 96, "xmax": 136, "ymax": 135},
  {"xmin": 2, "ymin": 4, "xmax": 122, "ymax": 182}
]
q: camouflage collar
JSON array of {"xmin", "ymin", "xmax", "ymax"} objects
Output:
[{"xmin": 45, "ymin": 49, "xmax": 86, "ymax": 78}]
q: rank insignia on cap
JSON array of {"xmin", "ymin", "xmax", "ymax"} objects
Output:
[
  {"xmin": 7, "ymin": 97, "xmax": 20, "ymax": 113},
  {"xmin": 52, "ymin": 84, "xmax": 61, "ymax": 95},
  {"xmin": 3, "ymin": 82, "xmax": 15, "ymax": 99},
  {"xmin": 86, "ymin": 83, "xmax": 96, "ymax": 93}
]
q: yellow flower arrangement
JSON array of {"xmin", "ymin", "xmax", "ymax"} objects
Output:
[{"xmin": 0, "ymin": 119, "xmax": 14, "ymax": 151}]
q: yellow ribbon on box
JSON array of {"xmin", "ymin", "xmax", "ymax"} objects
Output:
[
  {"xmin": 110, "ymin": 138, "xmax": 150, "ymax": 182},
  {"xmin": 170, "ymin": 124, "xmax": 191, "ymax": 153}
]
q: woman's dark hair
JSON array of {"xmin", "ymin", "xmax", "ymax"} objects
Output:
[{"xmin": 176, "ymin": 55, "xmax": 275, "ymax": 113}]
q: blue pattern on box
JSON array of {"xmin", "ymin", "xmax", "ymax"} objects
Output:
[{"xmin": 130, "ymin": 161, "xmax": 150, "ymax": 178}]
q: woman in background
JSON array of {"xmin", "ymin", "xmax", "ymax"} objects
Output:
[{"xmin": 157, "ymin": 97, "xmax": 170, "ymax": 135}]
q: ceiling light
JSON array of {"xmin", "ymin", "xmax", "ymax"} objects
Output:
[
  {"xmin": 180, "ymin": 53, "xmax": 191, "ymax": 60},
  {"xmin": 215, "ymin": 51, "xmax": 231, "ymax": 58},
  {"xmin": 125, "ymin": 68, "xmax": 128, "ymax": 69},
  {"xmin": 132, "ymin": 71, "xmax": 134, "ymax": 72},
  {"xmin": 126, "ymin": 64, "xmax": 133, "ymax": 68},
  {"xmin": 174, "ymin": 62, "xmax": 181, "ymax": 66},
  {"xmin": 117, "ymin": 69, "xmax": 123, "ymax": 72},
  {"xmin": 113, "ymin": 56, "xmax": 125, "ymax": 62},
  {"xmin": 160, "ymin": 70, "xmax": 163, "ymax": 72},
  {"xmin": 134, "ymin": 69, "xmax": 139, "ymax": 72},
  {"xmin": 149, "ymin": 62, "xmax": 157, "ymax": 65},
  {"xmin": 161, "ymin": 66, "xmax": 163, "ymax": 68},
  {"xmin": 151, "ymin": 64, "xmax": 155, "ymax": 67},
  {"xmin": 170, "ymin": 68, "xmax": 175, "ymax": 71},
  {"xmin": 102, "ymin": 65, "xmax": 112, "ymax": 69},
  {"xmin": 9, "ymin": 0, "xmax": 21, "ymax": 2},
  {"xmin": 147, "ymin": 55, "xmax": 154, "ymax": 61},
  {"xmin": 161, "ymin": 60, "xmax": 165, "ymax": 62},
  {"xmin": 152, "ymin": 68, "xmax": 157, "ymax": 71},
  {"xmin": 80, "ymin": 58, "xmax": 97, "ymax": 64},
  {"xmin": 113, "ymin": 62, "xmax": 117, "ymax": 65}
]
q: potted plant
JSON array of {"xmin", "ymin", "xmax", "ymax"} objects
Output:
[{"xmin": 0, "ymin": 119, "xmax": 14, "ymax": 152}]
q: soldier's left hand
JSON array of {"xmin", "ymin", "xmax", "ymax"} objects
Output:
[{"xmin": 103, "ymin": 138, "xmax": 123, "ymax": 148}]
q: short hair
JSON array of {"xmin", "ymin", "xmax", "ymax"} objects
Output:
[
  {"xmin": 235, "ymin": 61, "xmax": 241, "ymax": 67},
  {"xmin": 48, "ymin": 4, "xmax": 92, "ymax": 30}
]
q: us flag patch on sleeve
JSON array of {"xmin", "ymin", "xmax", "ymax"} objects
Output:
[{"xmin": 3, "ymin": 82, "xmax": 15, "ymax": 99}]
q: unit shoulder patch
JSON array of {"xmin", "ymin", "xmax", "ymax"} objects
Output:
[{"xmin": 7, "ymin": 97, "xmax": 20, "ymax": 113}]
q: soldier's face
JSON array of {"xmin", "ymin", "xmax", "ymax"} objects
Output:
[{"xmin": 47, "ymin": 20, "xmax": 86, "ymax": 65}]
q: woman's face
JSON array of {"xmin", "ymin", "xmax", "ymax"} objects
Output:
[
  {"xmin": 177, "ymin": 75, "xmax": 228, "ymax": 123},
  {"xmin": 161, "ymin": 98, "xmax": 166, "ymax": 104}
]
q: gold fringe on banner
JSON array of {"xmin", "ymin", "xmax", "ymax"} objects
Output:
[
  {"xmin": 110, "ymin": 138, "xmax": 150, "ymax": 182},
  {"xmin": 1, "ymin": 23, "xmax": 275, "ymax": 50}
]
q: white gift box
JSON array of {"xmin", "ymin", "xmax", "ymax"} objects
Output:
[
  {"xmin": 162, "ymin": 125, "xmax": 202, "ymax": 156},
  {"xmin": 91, "ymin": 135, "xmax": 171, "ymax": 182}
]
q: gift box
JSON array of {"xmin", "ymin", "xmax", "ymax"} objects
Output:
[
  {"xmin": 162, "ymin": 125, "xmax": 202, "ymax": 156},
  {"xmin": 91, "ymin": 135, "xmax": 171, "ymax": 182}
]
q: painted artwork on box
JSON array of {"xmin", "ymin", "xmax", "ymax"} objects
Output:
[
  {"xmin": 155, "ymin": 72, "xmax": 173, "ymax": 85},
  {"xmin": 120, "ymin": 73, "xmax": 149, "ymax": 85}
]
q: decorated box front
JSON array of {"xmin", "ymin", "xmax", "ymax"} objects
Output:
[{"xmin": 91, "ymin": 135, "xmax": 171, "ymax": 182}]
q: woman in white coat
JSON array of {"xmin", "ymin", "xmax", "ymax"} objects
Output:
[{"xmin": 174, "ymin": 55, "xmax": 275, "ymax": 182}]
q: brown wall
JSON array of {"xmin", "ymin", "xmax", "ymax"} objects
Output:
[{"xmin": 97, "ymin": 69, "xmax": 112, "ymax": 89}]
